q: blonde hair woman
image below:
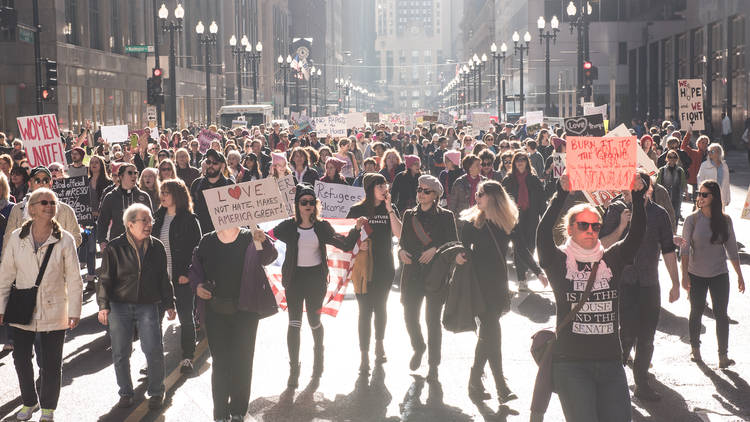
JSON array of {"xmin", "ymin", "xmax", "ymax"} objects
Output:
[{"xmin": 456, "ymin": 180, "xmax": 546, "ymax": 403}]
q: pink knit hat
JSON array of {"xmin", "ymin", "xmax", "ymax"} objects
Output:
[
  {"xmin": 326, "ymin": 156, "xmax": 347, "ymax": 172},
  {"xmin": 404, "ymin": 155, "xmax": 420, "ymax": 169},
  {"xmin": 444, "ymin": 150, "xmax": 461, "ymax": 166},
  {"xmin": 271, "ymin": 151, "xmax": 287, "ymax": 166}
]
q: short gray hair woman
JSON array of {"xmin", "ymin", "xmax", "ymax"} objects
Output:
[{"xmin": 696, "ymin": 142, "xmax": 731, "ymax": 206}]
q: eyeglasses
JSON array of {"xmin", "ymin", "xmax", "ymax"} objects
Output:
[
  {"xmin": 416, "ymin": 187, "xmax": 434, "ymax": 194},
  {"xmin": 698, "ymin": 192, "xmax": 712, "ymax": 198},
  {"xmin": 33, "ymin": 200, "xmax": 56, "ymax": 206},
  {"xmin": 50, "ymin": 168, "xmax": 62, "ymax": 173},
  {"xmin": 125, "ymin": 170, "xmax": 138, "ymax": 176},
  {"xmin": 134, "ymin": 218, "xmax": 154, "ymax": 225},
  {"xmin": 33, "ymin": 177, "xmax": 51, "ymax": 184},
  {"xmin": 299, "ymin": 199, "xmax": 315, "ymax": 206},
  {"xmin": 575, "ymin": 222, "xmax": 602, "ymax": 232},
  {"xmin": 481, "ymin": 162, "xmax": 493, "ymax": 167}
]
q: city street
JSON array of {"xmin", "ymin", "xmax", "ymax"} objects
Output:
[{"xmin": 1, "ymin": 151, "xmax": 749, "ymax": 422}]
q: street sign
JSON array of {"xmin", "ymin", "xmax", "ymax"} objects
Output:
[
  {"xmin": 19, "ymin": 27, "xmax": 34, "ymax": 44},
  {"xmin": 126, "ymin": 45, "xmax": 154, "ymax": 53},
  {"xmin": 146, "ymin": 105, "xmax": 157, "ymax": 121}
]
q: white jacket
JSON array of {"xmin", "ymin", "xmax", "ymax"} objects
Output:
[
  {"xmin": 0, "ymin": 226, "xmax": 82, "ymax": 332},
  {"xmin": 3, "ymin": 195, "xmax": 82, "ymax": 248},
  {"xmin": 697, "ymin": 159, "xmax": 731, "ymax": 206}
]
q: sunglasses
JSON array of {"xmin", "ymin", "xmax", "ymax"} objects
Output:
[
  {"xmin": 125, "ymin": 170, "xmax": 138, "ymax": 176},
  {"xmin": 33, "ymin": 177, "xmax": 51, "ymax": 184},
  {"xmin": 503, "ymin": 160, "xmax": 512, "ymax": 165},
  {"xmin": 33, "ymin": 200, "xmax": 56, "ymax": 206},
  {"xmin": 698, "ymin": 192, "xmax": 712, "ymax": 198},
  {"xmin": 481, "ymin": 162, "xmax": 493, "ymax": 167},
  {"xmin": 299, "ymin": 199, "xmax": 315, "ymax": 206},
  {"xmin": 50, "ymin": 168, "xmax": 62, "ymax": 172},
  {"xmin": 205, "ymin": 160, "xmax": 220, "ymax": 166},
  {"xmin": 416, "ymin": 187, "xmax": 434, "ymax": 194},
  {"xmin": 575, "ymin": 222, "xmax": 602, "ymax": 232}
]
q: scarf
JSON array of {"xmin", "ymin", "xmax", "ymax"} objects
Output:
[
  {"xmin": 515, "ymin": 171, "xmax": 529, "ymax": 210},
  {"xmin": 560, "ymin": 238, "xmax": 613, "ymax": 282},
  {"xmin": 467, "ymin": 174, "xmax": 481, "ymax": 206},
  {"xmin": 715, "ymin": 161, "xmax": 724, "ymax": 187}
]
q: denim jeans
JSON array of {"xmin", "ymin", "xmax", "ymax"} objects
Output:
[
  {"xmin": 688, "ymin": 273, "xmax": 730, "ymax": 355},
  {"xmin": 108, "ymin": 302, "xmax": 165, "ymax": 398},
  {"xmin": 552, "ymin": 360, "xmax": 631, "ymax": 422},
  {"xmin": 174, "ymin": 284, "xmax": 196, "ymax": 360}
]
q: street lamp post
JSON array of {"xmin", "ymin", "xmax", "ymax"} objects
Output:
[
  {"xmin": 247, "ymin": 41, "xmax": 262, "ymax": 104},
  {"xmin": 313, "ymin": 68, "xmax": 322, "ymax": 115},
  {"xmin": 513, "ymin": 31, "xmax": 531, "ymax": 115},
  {"xmin": 196, "ymin": 20, "xmax": 218, "ymax": 124},
  {"xmin": 538, "ymin": 15, "xmax": 560, "ymax": 116},
  {"xmin": 159, "ymin": 3, "xmax": 184, "ymax": 129},
  {"xmin": 229, "ymin": 35, "xmax": 248, "ymax": 104},
  {"xmin": 277, "ymin": 55, "xmax": 292, "ymax": 118},
  {"xmin": 308, "ymin": 64, "xmax": 316, "ymax": 115},
  {"xmin": 490, "ymin": 42, "xmax": 508, "ymax": 120},
  {"xmin": 567, "ymin": 0, "xmax": 593, "ymax": 108}
]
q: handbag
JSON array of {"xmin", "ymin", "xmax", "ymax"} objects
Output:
[
  {"xmin": 486, "ymin": 223, "xmax": 512, "ymax": 314},
  {"xmin": 4, "ymin": 243, "xmax": 56, "ymax": 325}
]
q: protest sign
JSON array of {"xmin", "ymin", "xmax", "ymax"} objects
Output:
[
  {"xmin": 231, "ymin": 119, "xmax": 248, "ymax": 129},
  {"xmin": 366, "ymin": 112, "xmax": 380, "ymax": 123},
  {"xmin": 204, "ymin": 178, "xmax": 290, "ymax": 231},
  {"xmin": 552, "ymin": 152, "xmax": 566, "ymax": 179},
  {"xmin": 312, "ymin": 115, "xmax": 347, "ymax": 137},
  {"xmin": 567, "ymin": 136, "xmax": 638, "ymax": 191},
  {"xmin": 344, "ymin": 112, "xmax": 365, "ymax": 129},
  {"xmin": 198, "ymin": 129, "xmax": 222, "ymax": 154},
  {"xmin": 583, "ymin": 104, "xmax": 608, "ymax": 120},
  {"xmin": 605, "ymin": 123, "xmax": 631, "ymax": 138},
  {"xmin": 742, "ymin": 186, "xmax": 750, "ymax": 220},
  {"xmin": 438, "ymin": 110, "xmax": 453, "ymax": 125},
  {"xmin": 603, "ymin": 124, "xmax": 657, "ymax": 175},
  {"xmin": 422, "ymin": 115, "xmax": 438, "ymax": 122},
  {"xmin": 101, "ymin": 125, "xmax": 129, "ymax": 143},
  {"xmin": 564, "ymin": 114, "xmax": 606, "ymax": 137},
  {"xmin": 583, "ymin": 190, "xmax": 620, "ymax": 208},
  {"xmin": 471, "ymin": 112, "xmax": 491, "ymax": 130},
  {"xmin": 52, "ymin": 176, "xmax": 93, "ymax": 225},
  {"xmin": 526, "ymin": 110, "xmax": 544, "ymax": 127},
  {"xmin": 678, "ymin": 79, "xmax": 705, "ymax": 131},
  {"xmin": 16, "ymin": 114, "xmax": 66, "ymax": 168},
  {"xmin": 314, "ymin": 181, "xmax": 365, "ymax": 218},
  {"xmin": 276, "ymin": 174, "xmax": 296, "ymax": 216}
]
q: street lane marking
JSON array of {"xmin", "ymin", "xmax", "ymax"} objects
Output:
[{"xmin": 124, "ymin": 337, "xmax": 208, "ymax": 422}]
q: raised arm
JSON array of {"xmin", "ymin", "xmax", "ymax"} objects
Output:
[{"xmin": 537, "ymin": 178, "xmax": 569, "ymax": 269}]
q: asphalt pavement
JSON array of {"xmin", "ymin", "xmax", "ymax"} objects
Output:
[{"xmin": 1, "ymin": 151, "xmax": 749, "ymax": 422}]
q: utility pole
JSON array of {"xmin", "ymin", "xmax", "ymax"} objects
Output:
[{"xmin": 33, "ymin": 0, "xmax": 42, "ymax": 114}]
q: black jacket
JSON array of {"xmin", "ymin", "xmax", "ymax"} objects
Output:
[
  {"xmin": 272, "ymin": 218, "xmax": 358, "ymax": 288},
  {"xmin": 390, "ymin": 170, "xmax": 420, "ymax": 213},
  {"xmin": 501, "ymin": 172, "xmax": 547, "ymax": 218},
  {"xmin": 399, "ymin": 204, "xmax": 457, "ymax": 287},
  {"xmin": 97, "ymin": 233, "xmax": 175, "ymax": 310},
  {"xmin": 190, "ymin": 175, "xmax": 233, "ymax": 234},
  {"xmin": 152, "ymin": 208, "xmax": 202, "ymax": 284},
  {"xmin": 96, "ymin": 186, "xmax": 153, "ymax": 243}
]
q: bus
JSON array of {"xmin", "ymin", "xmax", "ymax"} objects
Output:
[{"xmin": 217, "ymin": 104, "xmax": 274, "ymax": 128}]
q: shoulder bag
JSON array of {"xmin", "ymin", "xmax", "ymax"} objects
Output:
[{"xmin": 4, "ymin": 243, "xmax": 56, "ymax": 325}]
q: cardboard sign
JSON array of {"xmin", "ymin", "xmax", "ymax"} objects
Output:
[
  {"xmin": 471, "ymin": 112, "xmax": 491, "ymax": 130},
  {"xmin": 564, "ymin": 114, "xmax": 606, "ymax": 137},
  {"xmin": 526, "ymin": 110, "xmax": 544, "ymax": 127},
  {"xmin": 16, "ymin": 114, "xmax": 66, "ymax": 168},
  {"xmin": 276, "ymin": 174, "xmax": 296, "ymax": 216},
  {"xmin": 583, "ymin": 190, "xmax": 620, "ymax": 207},
  {"xmin": 605, "ymin": 123, "xmax": 631, "ymax": 138},
  {"xmin": 552, "ymin": 152, "xmax": 566, "ymax": 179},
  {"xmin": 366, "ymin": 112, "xmax": 380, "ymax": 123},
  {"xmin": 583, "ymin": 104, "xmax": 608, "ymax": 120},
  {"xmin": 678, "ymin": 79, "xmax": 705, "ymax": 131},
  {"xmin": 198, "ymin": 129, "xmax": 222, "ymax": 154},
  {"xmin": 52, "ymin": 176, "xmax": 93, "ymax": 226},
  {"xmin": 204, "ymin": 178, "xmax": 290, "ymax": 231},
  {"xmin": 311, "ymin": 115, "xmax": 347, "ymax": 138},
  {"xmin": 636, "ymin": 148, "xmax": 658, "ymax": 176},
  {"xmin": 567, "ymin": 136, "xmax": 638, "ymax": 191},
  {"xmin": 314, "ymin": 181, "xmax": 365, "ymax": 218},
  {"xmin": 101, "ymin": 125, "xmax": 130, "ymax": 143},
  {"xmin": 344, "ymin": 112, "xmax": 365, "ymax": 129},
  {"xmin": 231, "ymin": 119, "xmax": 248, "ymax": 129}
]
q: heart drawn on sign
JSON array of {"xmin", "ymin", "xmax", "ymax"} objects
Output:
[
  {"xmin": 565, "ymin": 117, "xmax": 588, "ymax": 135},
  {"xmin": 228, "ymin": 186, "xmax": 241, "ymax": 200}
]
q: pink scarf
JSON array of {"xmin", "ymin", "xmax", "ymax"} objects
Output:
[{"xmin": 467, "ymin": 174, "xmax": 481, "ymax": 206}]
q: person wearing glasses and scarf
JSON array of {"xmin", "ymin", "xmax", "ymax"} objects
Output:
[
  {"xmin": 398, "ymin": 175, "xmax": 457, "ymax": 381},
  {"xmin": 96, "ymin": 163, "xmax": 152, "ymax": 251}
]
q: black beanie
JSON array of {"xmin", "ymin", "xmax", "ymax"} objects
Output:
[{"xmin": 295, "ymin": 183, "xmax": 316, "ymax": 202}]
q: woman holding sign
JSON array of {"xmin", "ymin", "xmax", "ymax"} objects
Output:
[
  {"xmin": 271, "ymin": 184, "xmax": 363, "ymax": 392},
  {"xmin": 534, "ymin": 172, "xmax": 646, "ymax": 422}
]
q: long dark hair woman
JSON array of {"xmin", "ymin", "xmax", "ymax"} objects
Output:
[
  {"xmin": 398, "ymin": 175, "xmax": 457, "ymax": 381},
  {"xmin": 346, "ymin": 173, "xmax": 402, "ymax": 377},
  {"xmin": 536, "ymin": 172, "xmax": 647, "ymax": 422},
  {"xmin": 456, "ymin": 180, "xmax": 547, "ymax": 404},
  {"xmin": 271, "ymin": 184, "xmax": 363, "ymax": 393},
  {"xmin": 153, "ymin": 179, "xmax": 202, "ymax": 374},
  {"xmin": 82, "ymin": 155, "xmax": 112, "ymax": 291},
  {"xmin": 240, "ymin": 153, "xmax": 262, "ymax": 182},
  {"xmin": 680, "ymin": 180, "xmax": 744, "ymax": 367},
  {"xmin": 502, "ymin": 151, "xmax": 547, "ymax": 291}
]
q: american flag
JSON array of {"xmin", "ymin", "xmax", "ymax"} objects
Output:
[{"xmin": 261, "ymin": 219, "xmax": 372, "ymax": 317}]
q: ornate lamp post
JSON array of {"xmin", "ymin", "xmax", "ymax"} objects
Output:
[
  {"xmin": 567, "ymin": 0, "xmax": 593, "ymax": 106},
  {"xmin": 513, "ymin": 30, "xmax": 531, "ymax": 115},
  {"xmin": 538, "ymin": 15, "xmax": 560, "ymax": 116},
  {"xmin": 277, "ymin": 54, "xmax": 291, "ymax": 117},
  {"xmin": 490, "ymin": 42, "xmax": 508, "ymax": 120},
  {"xmin": 229, "ymin": 34, "xmax": 247, "ymax": 104},
  {"xmin": 158, "ymin": 3, "xmax": 184, "ymax": 128},
  {"xmin": 246, "ymin": 41, "xmax": 262, "ymax": 104},
  {"xmin": 196, "ymin": 20, "xmax": 218, "ymax": 124}
]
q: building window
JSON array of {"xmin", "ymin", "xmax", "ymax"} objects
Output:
[
  {"xmin": 92, "ymin": 88, "xmax": 104, "ymax": 126},
  {"xmin": 65, "ymin": 0, "xmax": 80, "ymax": 45},
  {"xmin": 618, "ymin": 42, "xmax": 627, "ymax": 65},
  {"xmin": 89, "ymin": 0, "xmax": 102, "ymax": 50},
  {"xmin": 110, "ymin": 0, "xmax": 122, "ymax": 53}
]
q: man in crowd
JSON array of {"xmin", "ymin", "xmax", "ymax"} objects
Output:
[
  {"xmin": 190, "ymin": 149, "xmax": 233, "ymax": 233},
  {"xmin": 67, "ymin": 147, "xmax": 89, "ymax": 178},
  {"xmin": 97, "ymin": 163, "xmax": 152, "ymax": 250}
]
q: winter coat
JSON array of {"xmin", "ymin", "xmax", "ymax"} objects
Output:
[
  {"xmin": 4, "ymin": 196, "xmax": 82, "ymax": 248},
  {"xmin": 697, "ymin": 159, "xmax": 731, "ymax": 206},
  {"xmin": 448, "ymin": 174, "xmax": 486, "ymax": 216},
  {"xmin": 441, "ymin": 242, "xmax": 486, "ymax": 333},
  {"xmin": 390, "ymin": 170, "xmax": 420, "ymax": 213},
  {"xmin": 0, "ymin": 224, "xmax": 82, "ymax": 332},
  {"xmin": 96, "ymin": 186, "xmax": 153, "ymax": 243},
  {"xmin": 501, "ymin": 171, "xmax": 547, "ymax": 218}
]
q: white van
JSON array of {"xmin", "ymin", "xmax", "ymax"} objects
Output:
[{"xmin": 217, "ymin": 104, "xmax": 273, "ymax": 128}]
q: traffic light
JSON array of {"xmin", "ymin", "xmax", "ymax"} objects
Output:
[
  {"xmin": 582, "ymin": 60, "xmax": 598, "ymax": 83},
  {"xmin": 40, "ymin": 58, "xmax": 57, "ymax": 102},
  {"xmin": 147, "ymin": 68, "xmax": 164, "ymax": 105}
]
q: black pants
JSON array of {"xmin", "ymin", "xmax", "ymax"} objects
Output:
[
  {"xmin": 473, "ymin": 312, "xmax": 505, "ymax": 388},
  {"xmin": 689, "ymin": 273, "xmax": 730, "ymax": 355},
  {"xmin": 174, "ymin": 284, "xmax": 196, "ymax": 360},
  {"xmin": 402, "ymin": 279, "xmax": 443, "ymax": 366},
  {"xmin": 285, "ymin": 265, "xmax": 326, "ymax": 365},
  {"xmin": 514, "ymin": 211, "xmax": 538, "ymax": 281},
  {"xmin": 355, "ymin": 276, "xmax": 391, "ymax": 352},
  {"xmin": 205, "ymin": 310, "xmax": 259, "ymax": 420},
  {"xmin": 619, "ymin": 284, "xmax": 660, "ymax": 384},
  {"xmin": 12, "ymin": 328, "xmax": 65, "ymax": 409}
]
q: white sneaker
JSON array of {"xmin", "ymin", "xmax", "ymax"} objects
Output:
[{"xmin": 15, "ymin": 404, "xmax": 39, "ymax": 421}]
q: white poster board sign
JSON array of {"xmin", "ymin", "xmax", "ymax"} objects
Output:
[
  {"xmin": 344, "ymin": 112, "xmax": 365, "ymax": 129},
  {"xmin": 204, "ymin": 178, "xmax": 290, "ymax": 231},
  {"xmin": 526, "ymin": 110, "xmax": 544, "ymax": 127},
  {"xmin": 276, "ymin": 174, "xmax": 297, "ymax": 216},
  {"xmin": 583, "ymin": 104, "xmax": 608, "ymax": 120},
  {"xmin": 314, "ymin": 181, "xmax": 365, "ymax": 218},
  {"xmin": 101, "ymin": 125, "xmax": 130, "ymax": 143},
  {"xmin": 312, "ymin": 115, "xmax": 348, "ymax": 137},
  {"xmin": 471, "ymin": 112, "xmax": 491, "ymax": 130},
  {"xmin": 552, "ymin": 152, "xmax": 566, "ymax": 179},
  {"xmin": 677, "ymin": 79, "xmax": 705, "ymax": 131},
  {"xmin": 16, "ymin": 114, "xmax": 66, "ymax": 168}
]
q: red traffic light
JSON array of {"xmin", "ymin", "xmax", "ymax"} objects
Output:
[
  {"xmin": 41, "ymin": 89, "xmax": 50, "ymax": 100},
  {"xmin": 583, "ymin": 61, "xmax": 593, "ymax": 70},
  {"xmin": 153, "ymin": 68, "xmax": 163, "ymax": 78}
]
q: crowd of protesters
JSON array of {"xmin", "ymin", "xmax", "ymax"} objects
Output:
[{"xmin": 0, "ymin": 113, "xmax": 745, "ymax": 422}]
